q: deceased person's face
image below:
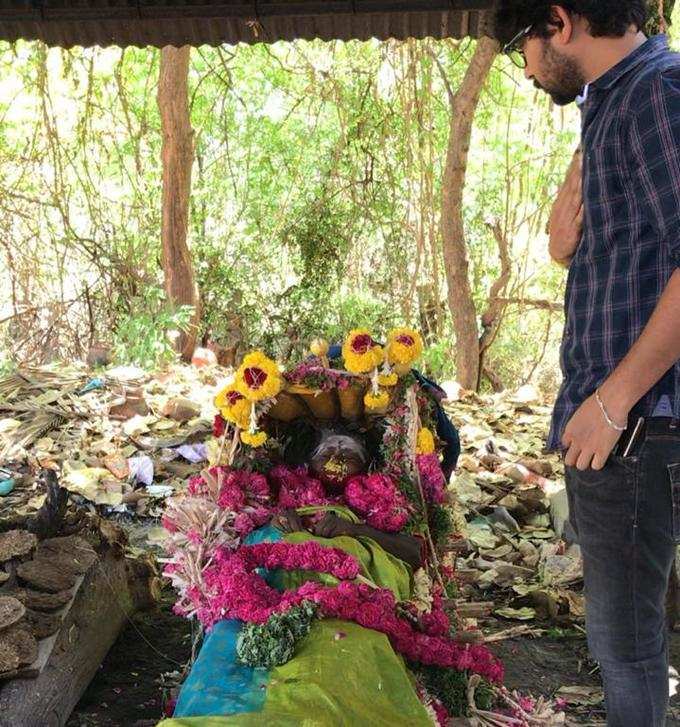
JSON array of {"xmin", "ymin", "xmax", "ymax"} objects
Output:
[{"xmin": 309, "ymin": 433, "xmax": 368, "ymax": 491}]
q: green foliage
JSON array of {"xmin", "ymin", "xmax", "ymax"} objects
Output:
[
  {"xmin": 8, "ymin": 29, "xmax": 680, "ymax": 381},
  {"xmin": 112, "ymin": 289, "xmax": 193, "ymax": 369},
  {"xmin": 236, "ymin": 601, "xmax": 318, "ymax": 669},
  {"xmin": 420, "ymin": 340, "xmax": 456, "ymax": 381},
  {"xmin": 417, "ymin": 666, "xmax": 495, "ymax": 717},
  {"xmin": 428, "ymin": 504, "xmax": 453, "ymax": 547},
  {"xmin": 646, "ymin": 0, "xmax": 675, "ymax": 35}
]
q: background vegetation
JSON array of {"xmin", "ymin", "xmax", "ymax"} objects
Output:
[{"xmin": 1, "ymin": 11, "xmax": 678, "ymax": 391}]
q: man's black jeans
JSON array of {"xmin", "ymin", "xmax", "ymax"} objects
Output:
[{"xmin": 566, "ymin": 419, "xmax": 680, "ymax": 727}]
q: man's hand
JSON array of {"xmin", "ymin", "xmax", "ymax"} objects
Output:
[
  {"xmin": 312, "ymin": 513, "xmax": 355, "ymax": 539},
  {"xmin": 562, "ymin": 390, "xmax": 627, "ymax": 471},
  {"xmin": 276, "ymin": 509, "xmax": 306, "ymax": 534},
  {"xmin": 548, "ymin": 150, "xmax": 583, "ymax": 267}
]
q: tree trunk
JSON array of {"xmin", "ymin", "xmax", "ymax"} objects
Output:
[
  {"xmin": 158, "ymin": 45, "xmax": 200, "ymax": 361},
  {"xmin": 440, "ymin": 37, "xmax": 499, "ymax": 390}
]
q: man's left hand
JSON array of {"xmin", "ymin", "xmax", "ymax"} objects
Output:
[{"xmin": 562, "ymin": 392, "xmax": 626, "ymax": 471}]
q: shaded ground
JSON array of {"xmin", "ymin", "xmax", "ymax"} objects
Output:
[
  {"xmin": 67, "ymin": 591, "xmax": 192, "ymax": 727},
  {"xmin": 497, "ymin": 630, "xmax": 680, "ymax": 726},
  {"xmin": 66, "ymin": 594, "xmax": 680, "ymax": 726}
]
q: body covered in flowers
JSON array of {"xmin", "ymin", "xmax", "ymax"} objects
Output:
[{"xmin": 160, "ymin": 329, "xmax": 564, "ymax": 726}]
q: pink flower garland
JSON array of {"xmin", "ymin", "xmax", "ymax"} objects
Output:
[
  {"xmin": 269, "ymin": 464, "xmax": 410, "ymax": 534},
  {"xmin": 416, "ymin": 453, "xmax": 447, "ymax": 504},
  {"xmin": 177, "ymin": 540, "xmax": 504, "ymax": 684},
  {"xmin": 188, "ymin": 467, "xmax": 271, "ymax": 537},
  {"xmin": 269, "ymin": 465, "xmax": 333, "ymax": 509},
  {"xmin": 344, "ymin": 473, "xmax": 410, "ymax": 532}
]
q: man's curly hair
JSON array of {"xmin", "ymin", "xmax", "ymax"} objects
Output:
[{"xmin": 495, "ymin": 1, "xmax": 650, "ymax": 45}]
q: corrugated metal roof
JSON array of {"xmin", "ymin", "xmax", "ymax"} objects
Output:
[{"xmin": 0, "ymin": 1, "xmax": 497, "ymax": 48}]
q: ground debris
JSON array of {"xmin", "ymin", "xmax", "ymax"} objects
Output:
[{"xmin": 0, "ymin": 362, "xmax": 225, "ymax": 529}]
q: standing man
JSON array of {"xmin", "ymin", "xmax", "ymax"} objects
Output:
[{"xmin": 497, "ymin": 3, "xmax": 680, "ymax": 726}]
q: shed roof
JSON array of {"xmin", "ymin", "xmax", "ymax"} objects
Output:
[{"xmin": 0, "ymin": 1, "xmax": 497, "ymax": 48}]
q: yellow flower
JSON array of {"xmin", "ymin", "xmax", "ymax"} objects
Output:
[
  {"xmin": 241, "ymin": 430, "xmax": 268, "ymax": 448},
  {"xmin": 215, "ymin": 383, "xmax": 252, "ymax": 429},
  {"xmin": 235, "ymin": 351, "xmax": 282, "ymax": 402},
  {"xmin": 227, "ymin": 398, "xmax": 252, "ymax": 430},
  {"xmin": 342, "ymin": 329, "xmax": 384, "ymax": 374},
  {"xmin": 364, "ymin": 388, "xmax": 390, "ymax": 411},
  {"xmin": 386, "ymin": 328, "xmax": 424, "ymax": 367},
  {"xmin": 214, "ymin": 382, "xmax": 241, "ymax": 411},
  {"xmin": 416, "ymin": 427, "xmax": 436, "ymax": 455},
  {"xmin": 310, "ymin": 338, "xmax": 329, "ymax": 357},
  {"xmin": 378, "ymin": 372, "xmax": 399, "ymax": 387}
]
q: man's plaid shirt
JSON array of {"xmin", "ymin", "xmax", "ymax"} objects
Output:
[{"xmin": 548, "ymin": 35, "xmax": 680, "ymax": 450}]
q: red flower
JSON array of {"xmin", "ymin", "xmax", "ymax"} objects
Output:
[
  {"xmin": 213, "ymin": 414, "xmax": 227, "ymax": 438},
  {"xmin": 351, "ymin": 333, "xmax": 374, "ymax": 354},
  {"xmin": 243, "ymin": 367, "xmax": 267, "ymax": 389}
]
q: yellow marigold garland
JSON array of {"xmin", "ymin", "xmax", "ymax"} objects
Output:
[
  {"xmin": 235, "ymin": 351, "xmax": 282, "ymax": 402},
  {"xmin": 241, "ymin": 430, "xmax": 268, "ymax": 448},
  {"xmin": 378, "ymin": 372, "xmax": 399, "ymax": 387},
  {"xmin": 214, "ymin": 383, "xmax": 252, "ymax": 429},
  {"xmin": 342, "ymin": 329, "xmax": 384, "ymax": 374},
  {"xmin": 386, "ymin": 328, "xmax": 424, "ymax": 367},
  {"xmin": 416, "ymin": 427, "xmax": 436, "ymax": 455},
  {"xmin": 364, "ymin": 388, "xmax": 390, "ymax": 411}
]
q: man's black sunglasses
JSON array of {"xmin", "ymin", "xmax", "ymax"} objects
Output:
[{"xmin": 502, "ymin": 24, "xmax": 533, "ymax": 68}]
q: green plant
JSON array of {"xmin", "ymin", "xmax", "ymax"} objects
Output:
[{"xmin": 112, "ymin": 289, "xmax": 193, "ymax": 369}]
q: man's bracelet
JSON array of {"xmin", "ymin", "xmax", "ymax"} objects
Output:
[{"xmin": 595, "ymin": 389, "xmax": 627, "ymax": 432}]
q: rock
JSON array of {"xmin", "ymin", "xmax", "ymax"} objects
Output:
[
  {"xmin": 16, "ymin": 560, "xmax": 78, "ymax": 593},
  {"xmin": 0, "ymin": 641, "xmax": 19, "ymax": 674},
  {"xmin": 23, "ymin": 609, "xmax": 62, "ymax": 639},
  {"xmin": 517, "ymin": 457, "xmax": 554, "ymax": 478},
  {"xmin": 103, "ymin": 453, "xmax": 130, "ymax": 480},
  {"xmin": 191, "ymin": 347, "xmax": 218, "ymax": 368},
  {"xmin": 478, "ymin": 453, "xmax": 503, "ymax": 471},
  {"xmin": 0, "ymin": 597, "xmax": 26, "ymax": 632},
  {"xmin": 109, "ymin": 388, "xmax": 149, "ymax": 420},
  {"xmin": 497, "ymin": 494, "xmax": 520, "ymax": 512},
  {"xmin": 0, "ymin": 628, "xmax": 38, "ymax": 666},
  {"xmin": 8, "ymin": 588, "xmax": 72, "ymax": 613},
  {"xmin": 36, "ymin": 535, "xmax": 98, "ymax": 572},
  {"xmin": 33, "ymin": 552, "xmax": 84, "ymax": 577},
  {"xmin": 518, "ymin": 540, "xmax": 540, "ymax": 568},
  {"xmin": 0, "ymin": 530, "xmax": 38, "ymax": 563},
  {"xmin": 0, "ymin": 571, "xmax": 7, "ymax": 585},
  {"xmin": 496, "ymin": 462, "xmax": 531, "ymax": 484},
  {"xmin": 162, "ymin": 397, "xmax": 201, "ymax": 423}
]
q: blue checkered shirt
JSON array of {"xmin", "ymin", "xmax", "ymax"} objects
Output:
[{"xmin": 548, "ymin": 35, "xmax": 680, "ymax": 450}]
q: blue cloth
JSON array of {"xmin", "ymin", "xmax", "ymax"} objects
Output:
[
  {"xmin": 172, "ymin": 525, "xmax": 282, "ymax": 718},
  {"xmin": 549, "ymin": 35, "xmax": 680, "ymax": 450},
  {"xmin": 411, "ymin": 370, "xmax": 460, "ymax": 477}
]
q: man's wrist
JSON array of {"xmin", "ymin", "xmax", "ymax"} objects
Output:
[{"xmin": 598, "ymin": 377, "xmax": 635, "ymax": 425}]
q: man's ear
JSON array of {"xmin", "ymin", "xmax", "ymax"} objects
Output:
[{"xmin": 550, "ymin": 5, "xmax": 576, "ymax": 46}]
